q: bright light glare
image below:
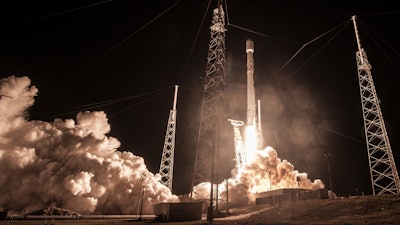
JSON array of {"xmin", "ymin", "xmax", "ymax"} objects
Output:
[{"xmin": 245, "ymin": 125, "xmax": 257, "ymax": 163}]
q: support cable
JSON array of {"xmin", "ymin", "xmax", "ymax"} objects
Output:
[
  {"xmin": 287, "ymin": 20, "xmax": 351, "ymax": 80},
  {"xmin": 224, "ymin": 0, "xmax": 289, "ymax": 42},
  {"xmin": 276, "ymin": 19, "xmax": 350, "ymax": 77},
  {"xmin": 360, "ymin": 10, "xmax": 400, "ymax": 17},
  {"xmin": 65, "ymin": 0, "xmax": 183, "ymax": 80},
  {"xmin": 228, "ymin": 23, "xmax": 290, "ymax": 42},
  {"xmin": 358, "ymin": 21, "xmax": 400, "ymax": 73},
  {"xmin": 43, "ymin": 84, "xmax": 204, "ymax": 121},
  {"xmin": 224, "ymin": 0, "xmax": 230, "ymax": 25},
  {"xmin": 110, "ymin": 88, "xmax": 171, "ymax": 117},
  {"xmin": 317, "ymin": 124, "xmax": 365, "ymax": 145},
  {"xmin": 225, "ymin": 1, "xmax": 288, "ymax": 42},
  {"xmin": 73, "ymin": 86, "xmax": 173, "ymax": 109},
  {"xmin": 188, "ymin": 0, "xmax": 213, "ymax": 58},
  {"xmin": 3, "ymin": 0, "xmax": 112, "ymax": 28},
  {"xmin": 43, "ymin": 86, "xmax": 172, "ymax": 119}
]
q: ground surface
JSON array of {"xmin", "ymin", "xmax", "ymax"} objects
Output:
[{"xmin": 1, "ymin": 195, "xmax": 399, "ymax": 225}]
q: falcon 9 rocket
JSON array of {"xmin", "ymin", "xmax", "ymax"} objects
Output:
[
  {"xmin": 246, "ymin": 39, "xmax": 256, "ymax": 127},
  {"xmin": 245, "ymin": 38, "xmax": 259, "ymax": 161}
]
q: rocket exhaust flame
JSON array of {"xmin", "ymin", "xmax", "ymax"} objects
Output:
[
  {"xmin": 245, "ymin": 125, "xmax": 257, "ymax": 163},
  {"xmin": 0, "ymin": 76, "xmax": 178, "ymax": 215},
  {"xmin": 192, "ymin": 146, "xmax": 325, "ymax": 206}
]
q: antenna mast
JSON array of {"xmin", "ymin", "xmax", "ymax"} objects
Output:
[
  {"xmin": 191, "ymin": 0, "xmax": 226, "ymax": 190},
  {"xmin": 352, "ymin": 16, "xmax": 400, "ymax": 195},
  {"xmin": 159, "ymin": 85, "xmax": 179, "ymax": 191}
]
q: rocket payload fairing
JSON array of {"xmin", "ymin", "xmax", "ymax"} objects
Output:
[{"xmin": 246, "ymin": 39, "xmax": 256, "ymax": 127}]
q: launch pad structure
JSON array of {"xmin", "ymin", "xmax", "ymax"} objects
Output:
[{"xmin": 155, "ymin": 1, "xmax": 399, "ymax": 209}]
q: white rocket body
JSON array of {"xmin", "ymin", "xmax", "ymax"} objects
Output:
[
  {"xmin": 245, "ymin": 38, "xmax": 259, "ymax": 161},
  {"xmin": 246, "ymin": 39, "xmax": 256, "ymax": 127}
]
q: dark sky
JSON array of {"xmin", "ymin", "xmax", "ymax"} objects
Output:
[{"xmin": 1, "ymin": 0, "xmax": 399, "ymax": 197}]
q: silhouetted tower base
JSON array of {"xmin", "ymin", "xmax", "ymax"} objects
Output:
[{"xmin": 352, "ymin": 16, "xmax": 400, "ymax": 195}]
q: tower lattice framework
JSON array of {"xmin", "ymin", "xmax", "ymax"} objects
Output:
[
  {"xmin": 191, "ymin": 3, "xmax": 226, "ymax": 193},
  {"xmin": 352, "ymin": 16, "xmax": 400, "ymax": 195},
  {"xmin": 159, "ymin": 85, "xmax": 179, "ymax": 191}
]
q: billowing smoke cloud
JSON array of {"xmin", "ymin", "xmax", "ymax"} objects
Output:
[
  {"xmin": 0, "ymin": 76, "xmax": 178, "ymax": 215},
  {"xmin": 192, "ymin": 146, "xmax": 324, "ymax": 206},
  {"xmin": 238, "ymin": 147, "xmax": 324, "ymax": 194}
]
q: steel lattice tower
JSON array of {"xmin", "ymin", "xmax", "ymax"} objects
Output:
[
  {"xmin": 159, "ymin": 85, "xmax": 179, "ymax": 191},
  {"xmin": 191, "ymin": 2, "xmax": 226, "ymax": 194},
  {"xmin": 352, "ymin": 16, "xmax": 400, "ymax": 195}
]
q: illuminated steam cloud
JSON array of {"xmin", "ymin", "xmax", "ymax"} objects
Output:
[
  {"xmin": 192, "ymin": 147, "xmax": 324, "ymax": 205},
  {"xmin": 0, "ymin": 76, "xmax": 178, "ymax": 215},
  {"xmin": 238, "ymin": 147, "xmax": 324, "ymax": 194}
]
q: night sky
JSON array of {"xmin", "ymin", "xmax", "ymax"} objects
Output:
[{"xmin": 1, "ymin": 0, "xmax": 399, "ymax": 197}]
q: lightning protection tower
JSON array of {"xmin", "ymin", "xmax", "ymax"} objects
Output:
[
  {"xmin": 159, "ymin": 85, "xmax": 179, "ymax": 191},
  {"xmin": 352, "ymin": 16, "xmax": 400, "ymax": 195},
  {"xmin": 191, "ymin": 0, "xmax": 226, "ymax": 199}
]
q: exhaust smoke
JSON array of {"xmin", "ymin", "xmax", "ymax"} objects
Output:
[{"xmin": 0, "ymin": 76, "xmax": 178, "ymax": 215}]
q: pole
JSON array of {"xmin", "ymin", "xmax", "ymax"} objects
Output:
[
  {"xmin": 297, "ymin": 176, "xmax": 300, "ymax": 189},
  {"xmin": 207, "ymin": 143, "xmax": 215, "ymax": 225},
  {"xmin": 226, "ymin": 179, "xmax": 229, "ymax": 215},
  {"xmin": 236, "ymin": 180, "xmax": 238, "ymax": 205},
  {"xmin": 137, "ymin": 174, "xmax": 146, "ymax": 220},
  {"xmin": 215, "ymin": 182, "xmax": 219, "ymax": 215},
  {"xmin": 324, "ymin": 153, "xmax": 333, "ymax": 193},
  {"xmin": 139, "ymin": 185, "xmax": 144, "ymax": 220},
  {"xmin": 173, "ymin": 85, "xmax": 178, "ymax": 111},
  {"xmin": 268, "ymin": 170, "xmax": 272, "ymax": 191},
  {"xmin": 351, "ymin": 16, "xmax": 362, "ymax": 53}
]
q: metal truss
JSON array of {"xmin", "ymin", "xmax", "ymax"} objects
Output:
[
  {"xmin": 353, "ymin": 16, "xmax": 400, "ymax": 195},
  {"xmin": 159, "ymin": 86, "xmax": 178, "ymax": 191},
  {"xmin": 191, "ymin": 4, "xmax": 226, "ymax": 191}
]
